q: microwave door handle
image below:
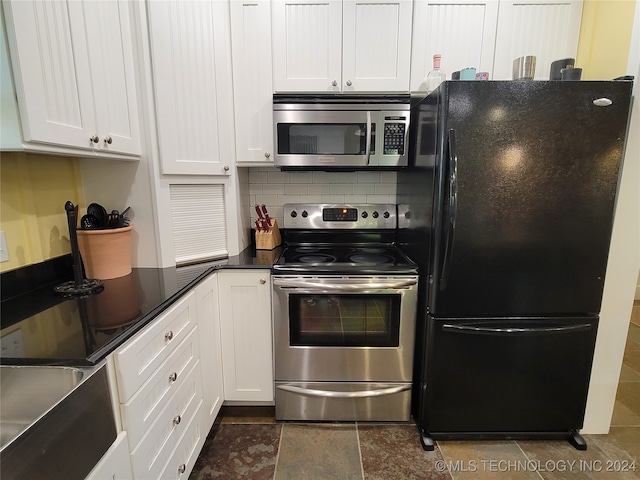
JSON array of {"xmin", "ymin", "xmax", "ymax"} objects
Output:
[{"xmin": 365, "ymin": 110, "xmax": 372, "ymax": 165}]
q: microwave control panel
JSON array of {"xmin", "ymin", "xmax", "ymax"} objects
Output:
[{"xmin": 383, "ymin": 118, "xmax": 406, "ymax": 155}]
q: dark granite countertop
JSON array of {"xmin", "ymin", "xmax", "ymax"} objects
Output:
[{"xmin": 0, "ymin": 245, "xmax": 281, "ymax": 366}]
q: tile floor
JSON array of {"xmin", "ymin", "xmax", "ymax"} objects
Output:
[{"xmin": 190, "ymin": 302, "xmax": 640, "ymax": 479}]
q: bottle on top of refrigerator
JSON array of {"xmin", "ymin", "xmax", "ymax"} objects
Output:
[{"xmin": 426, "ymin": 54, "xmax": 446, "ymax": 94}]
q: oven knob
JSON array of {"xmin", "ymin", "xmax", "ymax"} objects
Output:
[
  {"xmin": 290, "ymin": 210, "xmax": 297, "ymax": 218},
  {"xmin": 372, "ymin": 211, "xmax": 379, "ymax": 219},
  {"xmin": 383, "ymin": 211, "xmax": 390, "ymax": 219},
  {"xmin": 361, "ymin": 211, "xmax": 368, "ymax": 218},
  {"xmin": 301, "ymin": 210, "xmax": 308, "ymax": 218}
]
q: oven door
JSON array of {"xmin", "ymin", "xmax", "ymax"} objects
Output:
[{"xmin": 272, "ymin": 276, "xmax": 418, "ymax": 382}]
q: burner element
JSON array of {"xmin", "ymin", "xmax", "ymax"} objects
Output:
[
  {"xmin": 298, "ymin": 254, "xmax": 336, "ymax": 264},
  {"xmin": 348, "ymin": 254, "xmax": 394, "ymax": 265}
]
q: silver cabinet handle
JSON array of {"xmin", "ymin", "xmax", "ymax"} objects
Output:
[
  {"xmin": 173, "ymin": 415, "xmax": 182, "ymax": 426},
  {"xmin": 346, "ymin": 80, "xmax": 352, "ymax": 87},
  {"xmin": 178, "ymin": 464, "xmax": 186, "ymax": 475},
  {"xmin": 223, "ymin": 165, "xmax": 230, "ymax": 172},
  {"xmin": 90, "ymin": 135, "xmax": 99, "ymax": 143},
  {"xmin": 260, "ymin": 278, "xmax": 266, "ymax": 284},
  {"xmin": 277, "ymin": 384, "xmax": 410, "ymax": 398},
  {"xmin": 165, "ymin": 331, "xmax": 174, "ymax": 341},
  {"xmin": 104, "ymin": 136, "xmax": 113, "ymax": 145},
  {"xmin": 264, "ymin": 152, "xmax": 270, "ymax": 158},
  {"xmin": 169, "ymin": 372, "xmax": 178, "ymax": 382},
  {"xmin": 331, "ymin": 80, "xmax": 337, "ymax": 86}
]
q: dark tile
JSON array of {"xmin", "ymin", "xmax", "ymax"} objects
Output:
[
  {"xmin": 611, "ymin": 400, "xmax": 640, "ymax": 427},
  {"xmin": 518, "ymin": 438, "xmax": 638, "ymax": 479},
  {"xmin": 189, "ymin": 424, "xmax": 281, "ymax": 479},
  {"xmin": 588, "ymin": 428, "xmax": 640, "ymax": 472},
  {"xmin": 275, "ymin": 424, "xmax": 361, "ymax": 479},
  {"xmin": 619, "ymin": 364, "xmax": 640, "ymax": 383},
  {"xmin": 437, "ymin": 440, "xmax": 541, "ymax": 479},
  {"xmin": 358, "ymin": 424, "xmax": 451, "ymax": 479},
  {"xmin": 623, "ymin": 349, "xmax": 640, "ymax": 375},
  {"xmin": 616, "ymin": 383, "xmax": 640, "ymax": 419}
]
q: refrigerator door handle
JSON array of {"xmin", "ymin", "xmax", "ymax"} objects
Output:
[
  {"xmin": 365, "ymin": 110, "xmax": 372, "ymax": 165},
  {"xmin": 440, "ymin": 129, "xmax": 458, "ymax": 290},
  {"xmin": 442, "ymin": 323, "xmax": 593, "ymax": 336}
]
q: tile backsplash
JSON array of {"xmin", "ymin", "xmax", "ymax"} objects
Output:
[{"xmin": 248, "ymin": 167, "xmax": 397, "ymax": 228}]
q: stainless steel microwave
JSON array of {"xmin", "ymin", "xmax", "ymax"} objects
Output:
[{"xmin": 273, "ymin": 95, "xmax": 410, "ymax": 170}]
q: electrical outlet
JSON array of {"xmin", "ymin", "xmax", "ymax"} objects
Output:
[{"xmin": 0, "ymin": 231, "xmax": 8, "ymax": 262}]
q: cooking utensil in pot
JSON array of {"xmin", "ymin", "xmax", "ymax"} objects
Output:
[
  {"xmin": 80, "ymin": 214, "xmax": 101, "ymax": 230},
  {"xmin": 87, "ymin": 203, "xmax": 108, "ymax": 228}
]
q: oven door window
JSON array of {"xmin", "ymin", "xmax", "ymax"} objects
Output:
[
  {"xmin": 276, "ymin": 124, "xmax": 376, "ymax": 155},
  {"xmin": 289, "ymin": 294, "xmax": 400, "ymax": 347}
]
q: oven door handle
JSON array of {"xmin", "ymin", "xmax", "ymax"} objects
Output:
[
  {"xmin": 276, "ymin": 384, "xmax": 410, "ymax": 398},
  {"xmin": 272, "ymin": 279, "xmax": 418, "ymax": 290}
]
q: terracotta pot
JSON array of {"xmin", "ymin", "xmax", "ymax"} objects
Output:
[{"xmin": 76, "ymin": 225, "xmax": 133, "ymax": 280}]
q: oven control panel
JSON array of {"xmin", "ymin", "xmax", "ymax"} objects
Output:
[{"xmin": 284, "ymin": 204, "xmax": 397, "ymax": 229}]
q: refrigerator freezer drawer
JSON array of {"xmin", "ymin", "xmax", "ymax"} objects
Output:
[{"xmin": 421, "ymin": 316, "xmax": 598, "ymax": 434}]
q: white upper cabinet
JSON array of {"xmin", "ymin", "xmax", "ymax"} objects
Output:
[
  {"xmin": 492, "ymin": 0, "xmax": 583, "ymax": 80},
  {"xmin": 2, "ymin": 0, "xmax": 140, "ymax": 156},
  {"xmin": 230, "ymin": 0, "xmax": 274, "ymax": 165},
  {"xmin": 410, "ymin": 0, "xmax": 499, "ymax": 92},
  {"xmin": 273, "ymin": 0, "xmax": 412, "ymax": 92},
  {"xmin": 147, "ymin": 0, "xmax": 235, "ymax": 175}
]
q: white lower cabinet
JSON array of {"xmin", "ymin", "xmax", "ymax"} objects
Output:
[
  {"xmin": 85, "ymin": 432, "xmax": 133, "ymax": 480},
  {"xmin": 218, "ymin": 269, "xmax": 273, "ymax": 402}
]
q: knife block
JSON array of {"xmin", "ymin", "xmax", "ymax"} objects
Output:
[{"xmin": 256, "ymin": 219, "xmax": 282, "ymax": 250}]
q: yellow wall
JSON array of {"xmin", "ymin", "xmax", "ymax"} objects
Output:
[
  {"xmin": 0, "ymin": 152, "xmax": 85, "ymax": 272},
  {"xmin": 577, "ymin": 0, "xmax": 637, "ymax": 79}
]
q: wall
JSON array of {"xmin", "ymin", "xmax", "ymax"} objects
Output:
[
  {"xmin": 247, "ymin": 168, "xmax": 397, "ymax": 227},
  {"xmin": 581, "ymin": 0, "xmax": 640, "ymax": 433},
  {"xmin": 0, "ymin": 152, "xmax": 85, "ymax": 272},
  {"xmin": 576, "ymin": 0, "xmax": 637, "ymax": 80}
]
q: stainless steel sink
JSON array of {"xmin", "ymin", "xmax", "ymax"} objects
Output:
[{"xmin": 0, "ymin": 364, "xmax": 117, "ymax": 480}]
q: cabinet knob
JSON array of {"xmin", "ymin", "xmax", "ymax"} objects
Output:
[
  {"xmin": 264, "ymin": 152, "xmax": 270, "ymax": 159},
  {"xmin": 331, "ymin": 80, "xmax": 337, "ymax": 87},
  {"xmin": 260, "ymin": 278, "xmax": 266, "ymax": 284},
  {"xmin": 169, "ymin": 372, "xmax": 178, "ymax": 382},
  {"xmin": 90, "ymin": 134, "xmax": 99, "ymax": 144},
  {"xmin": 224, "ymin": 165, "xmax": 230, "ymax": 172},
  {"xmin": 104, "ymin": 136, "xmax": 113, "ymax": 145},
  {"xmin": 165, "ymin": 331, "xmax": 174, "ymax": 341},
  {"xmin": 346, "ymin": 80, "xmax": 352, "ymax": 87},
  {"xmin": 178, "ymin": 464, "xmax": 186, "ymax": 475},
  {"xmin": 173, "ymin": 415, "xmax": 182, "ymax": 426}
]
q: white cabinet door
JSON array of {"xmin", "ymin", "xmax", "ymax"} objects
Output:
[
  {"xmin": 195, "ymin": 273, "xmax": 223, "ymax": 430},
  {"xmin": 272, "ymin": 0, "xmax": 343, "ymax": 92},
  {"xmin": 218, "ymin": 270, "xmax": 273, "ymax": 402},
  {"xmin": 410, "ymin": 0, "xmax": 499, "ymax": 91},
  {"xmin": 492, "ymin": 0, "xmax": 583, "ymax": 80},
  {"xmin": 82, "ymin": 0, "xmax": 140, "ymax": 155},
  {"xmin": 147, "ymin": 0, "xmax": 234, "ymax": 175},
  {"xmin": 3, "ymin": 0, "xmax": 96, "ymax": 149},
  {"xmin": 342, "ymin": 0, "xmax": 412, "ymax": 92},
  {"xmin": 3, "ymin": 0, "xmax": 140, "ymax": 156},
  {"xmin": 85, "ymin": 432, "xmax": 133, "ymax": 480},
  {"xmin": 230, "ymin": 0, "xmax": 274, "ymax": 165}
]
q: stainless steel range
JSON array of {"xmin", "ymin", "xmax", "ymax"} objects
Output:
[{"xmin": 272, "ymin": 204, "xmax": 418, "ymax": 421}]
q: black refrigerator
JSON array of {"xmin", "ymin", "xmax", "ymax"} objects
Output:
[{"xmin": 397, "ymin": 80, "xmax": 633, "ymax": 450}]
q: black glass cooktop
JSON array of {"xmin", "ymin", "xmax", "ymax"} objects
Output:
[
  {"xmin": 273, "ymin": 244, "xmax": 418, "ymax": 274},
  {"xmin": 0, "ymin": 264, "xmax": 214, "ymax": 366}
]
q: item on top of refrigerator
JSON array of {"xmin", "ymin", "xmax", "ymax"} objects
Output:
[
  {"xmin": 512, "ymin": 55, "xmax": 536, "ymax": 80},
  {"xmin": 550, "ymin": 58, "xmax": 575, "ymax": 80},
  {"xmin": 561, "ymin": 67, "xmax": 582, "ymax": 81},
  {"xmin": 426, "ymin": 54, "xmax": 446, "ymax": 93},
  {"xmin": 475, "ymin": 71, "xmax": 490, "ymax": 81},
  {"xmin": 459, "ymin": 67, "xmax": 476, "ymax": 80}
]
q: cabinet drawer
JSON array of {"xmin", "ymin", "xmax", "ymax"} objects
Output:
[
  {"xmin": 121, "ymin": 326, "xmax": 200, "ymax": 449},
  {"xmin": 130, "ymin": 360, "xmax": 203, "ymax": 480},
  {"xmin": 160, "ymin": 401, "xmax": 206, "ymax": 480},
  {"xmin": 115, "ymin": 292, "xmax": 196, "ymax": 402}
]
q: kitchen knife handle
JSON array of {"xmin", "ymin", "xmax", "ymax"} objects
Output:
[{"xmin": 440, "ymin": 129, "xmax": 458, "ymax": 290}]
